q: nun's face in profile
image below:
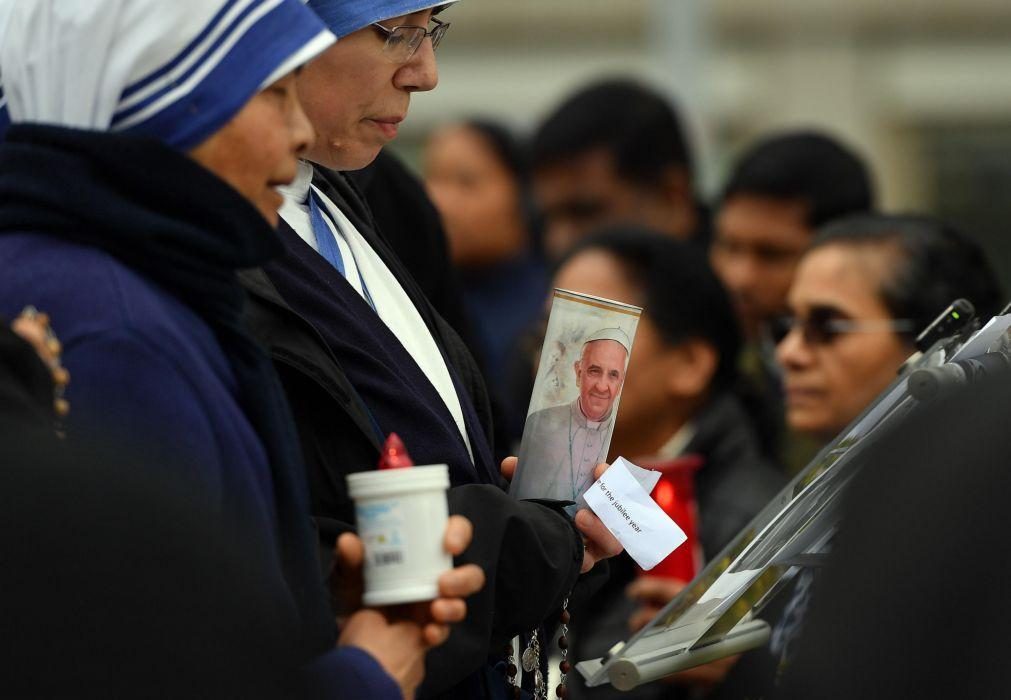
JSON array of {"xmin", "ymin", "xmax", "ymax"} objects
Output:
[
  {"xmin": 296, "ymin": 9, "xmax": 439, "ymax": 171},
  {"xmin": 189, "ymin": 73, "xmax": 314, "ymax": 226}
]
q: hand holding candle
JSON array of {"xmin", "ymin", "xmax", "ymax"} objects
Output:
[
  {"xmin": 334, "ymin": 516, "xmax": 484, "ymax": 699},
  {"xmin": 348, "ymin": 434, "xmax": 453, "ymax": 606}
]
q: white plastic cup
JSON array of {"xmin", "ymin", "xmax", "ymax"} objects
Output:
[{"xmin": 346, "ymin": 464, "xmax": 451, "ymax": 607}]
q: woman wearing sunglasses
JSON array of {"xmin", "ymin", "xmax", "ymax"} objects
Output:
[{"xmin": 775, "ymin": 213, "xmax": 1002, "ymax": 442}]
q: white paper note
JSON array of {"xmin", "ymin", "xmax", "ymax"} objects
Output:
[
  {"xmin": 575, "ymin": 456, "xmax": 661, "ymax": 508},
  {"xmin": 582, "ymin": 457, "xmax": 687, "ymax": 570}
]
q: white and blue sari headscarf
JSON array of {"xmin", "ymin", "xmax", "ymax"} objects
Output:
[
  {"xmin": 0, "ymin": 0, "xmax": 335, "ymax": 148},
  {"xmin": 306, "ymin": 0, "xmax": 456, "ymax": 39}
]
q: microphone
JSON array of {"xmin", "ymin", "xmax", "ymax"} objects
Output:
[
  {"xmin": 899, "ymin": 299, "xmax": 977, "ymax": 376},
  {"xmin": 907, "ymin": 352, "xmax": 1011, "ymax": 401},
  {"xmin": 914, "ymin": 299, "xmax": 975, "ymax": 353}
]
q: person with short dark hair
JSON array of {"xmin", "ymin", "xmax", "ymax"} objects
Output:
[
  {"xmin": 557, "ymin": 226, "xmax": 783, "ymax": 558},
  {"xmin": 712, "ymin": 131, "xmax": 875, "ymax": 342},
  {"xmin": 813, "ymin": 213, "xmax": 1003, "ymax": 337},
  {"xmin": 777, "ymin": 213, "xmax": 1003, "ymax": 441},
  {"xmin": 531, "ymin": 79, "xmax": 706, "ymax": 260},
  {"xmin": 551, "ymin": 227, "xmax": 786, "ymax": 699},
  {"xmin": 710, "ymin": 131, "xmax": 875, "ymax": 468}
]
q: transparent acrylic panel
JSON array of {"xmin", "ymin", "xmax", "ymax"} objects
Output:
[{"xmin": 579, "ymin": 315, "xmax": 1011, "ymax": 688}]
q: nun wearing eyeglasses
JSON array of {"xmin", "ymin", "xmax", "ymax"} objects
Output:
[
  {"xmin": 0, "ymin": 1, "xmax": 486, "ymax": 697},
  {"xmin": 237, "ymin": 2, "xmax": 623, "ymax": 698}
]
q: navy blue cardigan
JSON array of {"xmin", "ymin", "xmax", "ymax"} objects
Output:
[{"xmin": 0, "ymin": 125, "xmax": 398, "ymax": 698}]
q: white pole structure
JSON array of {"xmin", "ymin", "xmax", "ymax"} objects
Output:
[{"xmin": 646, "ymin": 0, "xmax": 715, "ymax": 197}]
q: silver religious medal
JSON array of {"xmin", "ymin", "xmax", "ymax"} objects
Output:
[{"xmin": 521, "ymin": 646, "xmax": 538, "ymax": 673}]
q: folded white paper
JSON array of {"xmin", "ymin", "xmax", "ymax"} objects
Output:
[
  {"xmin": 582, "ymin": 457, "xmax": 687, "ymax": 570},
  {"xmin": 575, "ymin": 457, "xmax": 661, "ymax": 508}
]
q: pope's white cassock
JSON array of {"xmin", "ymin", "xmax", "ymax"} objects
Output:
[{"xmin": 511, "ymin": 397, "xmax": 613, "ymax": 502}]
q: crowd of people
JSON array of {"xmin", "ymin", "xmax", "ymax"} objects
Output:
[
  {"xmin": 0, "ymin": 0, "xmax": 1007, "ymax": 699},
  {"xmin": 415, "ymin": 62, "xmax": 1005, "ymax": 700}
]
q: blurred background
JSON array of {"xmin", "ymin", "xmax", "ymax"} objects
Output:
[{"xmin": 390, "ymin": 0, "xmax": 1011, "ymax": 289}]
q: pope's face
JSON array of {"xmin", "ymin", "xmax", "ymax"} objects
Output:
[{"xmin": 574, "ymin": 339, "xmax": 627, "ymax": 421}]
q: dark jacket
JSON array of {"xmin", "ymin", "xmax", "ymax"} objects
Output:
[
  {"xmin": 780, "ymin": 364, "xmax": 1011, "ymax": 700},
  {"xmin": 348, "ymin": 149, "xmax": 475, "ymax": 347},
  {"xmin": 349, "ymin": 150, "xmax": 518, "ymax": 463},
  {"xmin": 689, "ymin": 392, "xmax": 787, "ymax": 560},
  {"xmin": 0, "ymin": 125, "xmax": 399, "ymax": 698},
  {"xmin": 239, "ymin": 165, "xmax": 587, "ymax": 699}
]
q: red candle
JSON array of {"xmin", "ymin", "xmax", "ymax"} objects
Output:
[
  {"xmin": 642, "ymin": 454, "xmax": 703, "ymax": 581},
  {"xmin": 377, "ymin": 433, "xmax": 415, "ymax": 470}
]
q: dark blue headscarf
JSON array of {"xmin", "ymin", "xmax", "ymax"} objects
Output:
[{"xmin": 306, "ymin": 0, "xmax": 456, "ymax": 39}]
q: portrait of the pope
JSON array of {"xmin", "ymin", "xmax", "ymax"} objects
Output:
[{"xmin": 511, "ymin": 328, "xmax": 630, "ymax": 502}]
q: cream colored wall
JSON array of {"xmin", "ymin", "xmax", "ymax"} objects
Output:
[{"xmin": 404, "ymin": 0, "xmax": 1011, "ymax": 216}]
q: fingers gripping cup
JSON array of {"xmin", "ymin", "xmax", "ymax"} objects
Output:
[{"xmin": 347, "ymin": 464, "xmax": 451, "ymax": 607}]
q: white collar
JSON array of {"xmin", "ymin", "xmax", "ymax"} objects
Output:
[
  {"xmin": 278, "ymin": 160, "xmax": 315, "ymax": 205},
  {"xmin": 573, "ymin": 398, "xmax": 611, "ymax": 431}
]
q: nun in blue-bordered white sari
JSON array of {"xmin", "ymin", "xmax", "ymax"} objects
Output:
[
  {"xmin": 0, "ymin": 1, "xmax": 404, "ymax": 696},
  {"xmin": 242, "ymin": 2, "xmax": 605, "ymax": 699}
]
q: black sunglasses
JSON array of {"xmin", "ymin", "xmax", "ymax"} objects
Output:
[{"xmin": 770, "ymin": 306, "xmax": 918, "ymax": 346}]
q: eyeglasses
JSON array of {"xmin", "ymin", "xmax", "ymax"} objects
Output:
[
  {"xmin": 371, "ymin": 16, "xmax": 450, "ymax": 64},
  {"xmin": 770, "ymin": 307, "xmax": 918, "ymax": 346}
]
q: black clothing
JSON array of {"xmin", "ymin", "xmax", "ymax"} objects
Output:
[
  {"xmin": 0, "ymin": 322, "xmax": 54, "ymax": 427},
  {"xmin": 689, "ymin": 201, "xmax": 714, "ymax": 253},
  {"xmin": 0, "ymin": 431, "xmax": 307, "ymax": 698},
  {"xmin": 349, "ymin": 150, "xmax": 474, "ymax": 344},
  {"xmin": 779, "ymin": 366, "xmax": 1011, "ymax": 700},
  {"xmin": 349, "ymin": 151, "xmax": 517, "ymax": 462},
  {"xmin": 240, "ymin": 166, "xmax": 589, "ymax": 699},
  {"xmin": 689, "ymin": 393, "xmax": 787, "ymax": 559},
  {"xmin": 262, "ymin": 221, "xmax": 496, "ymax": 489}
]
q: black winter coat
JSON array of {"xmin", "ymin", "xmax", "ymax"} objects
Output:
[{"xmin": 240, "ymin": 166, "xmax": 591, "ymax": 699}]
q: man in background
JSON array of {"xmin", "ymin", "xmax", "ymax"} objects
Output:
[
  {"xmin": 709, "ymin": 131, "xmax": 875, "ymax": 467},
  {"xmin": 530, "ymin": 78, "xmax": 708, "ymax": 261}
]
